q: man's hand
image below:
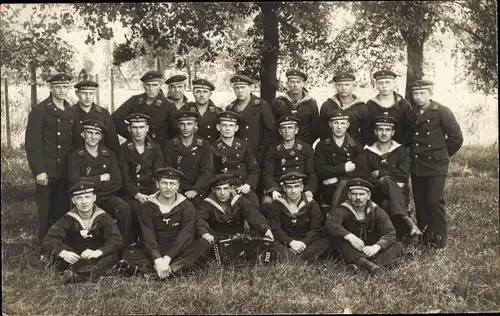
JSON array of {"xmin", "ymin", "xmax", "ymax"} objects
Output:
[
  {"xmin": 59, "ymin": 250, "xmax": 81, "ymax": 264},
  {"xmin": 35, "ymin": 172, "xmax": 49, "ymax": 186},
  {"xmin": 185, "ymin": 190, "xmax": 198, "ymax": 199},
  {"xmin": 236, "ymin": 184, "xmax": 251, "ymax": 195},
  {"xmin": 202, "ymin": 233, "xmax": 215, "ymax": 244},
  {"xmin": 271, "ymin": 191, "xmax": 282, "ymax": 200},
  {"xmin": 154, "ymin": 257, "xmax": 171, "ymax": 279},
  {"xmin": 323, "ymin": 177, "xmax": 338, "ymax": 186},
  {"xmin": 264, "ymin": 229, "xmax": 274, "ymax": 241},
  {"xmin": 304, "ymin": 191, "xmax": 314, "ymax": 200},
  {"xmin": 80, "ymin": 249, "xmax": 104, "ymax": 260},
  {"xmin": 100, "ymin": 173, "xmax": 111, "ymax": 182},
  {"xmin": 345, "ymin": 233, "xmax": 365, "ymax": 251},
  {"xmin": 362, "ymin": 244, "xmax": 381, "ymax": 257},
  {"xmin": 371, "ymin": 170, "xmax": 380, "ymax": 178},
  {"xmin": 345, "ymin": 161, "xmax": 356, "ymax": 173},
  {"xmin": 134, "ymin": 192, "xmax": 149, "ymax": 204},
  {"xmin": 289, "ymin": 240, "xmax": 306, "ymax": 253}
]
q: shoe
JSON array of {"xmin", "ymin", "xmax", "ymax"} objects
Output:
[
  {"xmin": 346, "ymin": 264, "xmax": 359, "ymax": 273},
  {"xmin": 61, "ymin": 270, "xmax": 75, "ymax": 284},
  {"xmin": 356, "ymin": 257, "xmax": 382, "ymax": 276}
]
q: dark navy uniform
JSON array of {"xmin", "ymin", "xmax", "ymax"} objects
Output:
[
  {"xmin": 406, "ymin": 82, "xmax": 463, "ymax": 248},
  {"xmin": 226, "ymin": 93, "xmax": 276, "ymax": 166},
  {"xmin": 25, "ymin": 79, "xmax": 76, "ymax": 246},
  {"xmin": 182, "ymin": 101, "xmax": 222, "ymax": 144},
  {"xmin": 163, "ymin": 135, "xmax": 213, "ymax": 205},
  {"xmin": 68, "ymin": 143, "xmax": 132, "ymax": 247},
  {"xmin": 72, "ymin": 103, "xmax": 120, "ymax": 154},
  {"xmin": 166, "ymin": 95, "xmax": 190, "ymax": 140}
]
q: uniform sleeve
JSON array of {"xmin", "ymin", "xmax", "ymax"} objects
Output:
[
  {"xmin": 139, "ymin": 204, "xmax": 162, "ymax": 261},
  {"xmin": 195, "ymin": 201, "xmax": 213, "ymax": 237},
  {"xmin": 165, "ymin": 203, "xmax": 196, "ymax": 259},
  {"xmin": 351, "ymin": 145, "xmax": 368, "ymax": 180},
  {"xmin": 349, "ymin": 103, "xmax": 367, "ymax": 146},
  {"xmin": 244, "ymin": 144, "xmax": 260, "ymax": 190},
  {"xmin": 268, "ymin": 202, "xmax": 293, "ymax": 245},
  {"xmin": 104, "ymin": 110, "xmax": 122, "ymax": 154},
  {"xmin": 162, "ymin": 140, "xmax": 174, "ymax": 167},
  {"xmin": 374, "ymin": 208, "xmax": 396, "ymax": 250},
  {"xmin": 100, "ymin": 151, "xmax": 122, "ymax": 197},
  {"xmin": 97, "ymin": 215, "xmax": 124, "ymax": 255},
  {"xmin": 153, "ymin": 145, "xmax": 166, "ymax": 170},
  {"xmin": 314, "ymin": 142, "xmax": 346, "ymax": 179},
  {"xmin": 192, "ymin": 141, "xmax": 213, "ymax": 194},
  {"xmin": 240, "ymin": 197, "xmax": 270, "ymax": 234},
  {"xmin": 405, "ymin": 110, "xmax": 416, "ymax": 149},
  {"xmin": 42, "ymin": 216, "xmax": 74, "ymax": 257},
  {"xmin": 304, "ymin": 146, "xmax": 318, "ymax": 194},
  {"xmin": 309, "ymin": 100, "xmax": 320, "ymax": 144},
  {"xmin": 398, "ymin": 100, "xmax": 412, "ymax": 147},
  {"xmin": 319, "ymin": 100, "xmax": 334, "ymax": 141},
  {"xmin": 111, "ymin": 96, "xmax": 134, "ymax": 140},
  {"xmin": 25, "ymin": 106, "xmax": 46, "ymax": 176},
  {"xmin": 439, "ymin": 105, "xmax": 464, "ymax": 157},
  {"xmin": 262, "ymin": 146, "xmax": 280, "ymax": 193},
  {"xmin": 118, "ymin": 147, "xmax": 139, "ymax": 199},
  {"xmin": 301, "ymin": 202, "xmax": 324, "ymax": 245},
  {"xmin": 68, "ymin": 151, "xmax": 102, "ymax": 189},
  {"xmin": 259, "ymin": 100, "xmax": 277, "ymax": 161},
  {"xmin": 325, "ymin": 206, "xmax": 352, "ymax": 238}
]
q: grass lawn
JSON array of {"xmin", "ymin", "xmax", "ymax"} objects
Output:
[{"xmin": 1, "ymin": 147, "xmax": 499, "ymax": 314}]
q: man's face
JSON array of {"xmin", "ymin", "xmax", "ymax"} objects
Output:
[
  {"xmin": 329, "ymin": 119, "xmax": 350, "ymax": 138},
  {"xmin": 168, "ymin": 82, "xmax": 186, "ymax": 101},
  {"xmin": 50, "ymin": 83, "xmax": 70, "ymax": 101},
  {"xmin": 412, "ymin": 89, "xmax": 432, "ymax": 107},
  {"xmin": 283, "ymin": 182, "xmax": 303, "ymax": 201},
  {"xmin": 193, "ymin": 88, "xmax": 212, "ymax": 105},
  {"xmin": 77, "ymin": 89, "xmax": 95, "ymax": 107},
  {"xmin": 157, "ymin": 178, "xmax": 179, "ymax": 199},
  {"xmin": 348, "ymin": 189, "xmax": 370, "ymax": 208},
  {"xmin": 286, "ymin": 78, "xmax": 305, "ymax": 94},
  {"xmin": 232, "ymin": 84, "xmax": 252, "ymax": 101},
  {"xmin": 217, "ymin": 121, "xmax": 238, "ymax": 138},
  {"xmin": 279, "ymin": 124, "xmax": 298, "ymax": 141},
  {"xmin": 72, "ymin": 192, "xmax": 96, "ymax": 214},
  {"xmin": 128, "ymin": 122, "xmax": 149, "ymax": 142},
  {"xmin": 82, "ymin": 129, "xmax": 102, "ymax": 147},
  {"xmin": 178, "ymin": 120, "xmax": 197, "ymax": 138},
  {"xmin": 214, "ymin": 183, "xmax": 232, "ymax": 202},
  {"xmin": 143, "ymin": 81, "xmax": 161, "ymax": 99},
  {"xmin": 376, "ymin": 79, "xmax": 395, "ymax": 96},
  {"xmin": 375, "ymin": 126, "xmax": 394, "ymax": 143},
  {"xmin": 335, "ymin": 81, "xmax": 354, "ymax": 98}
]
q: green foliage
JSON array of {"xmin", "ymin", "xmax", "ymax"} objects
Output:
[{"xmin": 0, "ymin": 4, "xmax": 75, "ymax": 81}]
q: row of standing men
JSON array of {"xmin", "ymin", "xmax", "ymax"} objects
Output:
[{"xmin": 25, "ymin": 68, "xmax": 464, "ymax": 261}]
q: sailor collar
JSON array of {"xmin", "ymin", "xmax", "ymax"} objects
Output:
[
  {"xmin": 330, "ymin": 94, "xmax": 363, "ymax": 109},
  {"xmin": 369, "ymin": 92, "xmax": 403, "ymax": 108},
  {"xmin": 365, "ymin": 140, "xmax": 402, "ymax": 156},
  {"xmin": 67, "ymin": 206, "xmax": 106, "ymax": 232},
  {"xmin": 204, "ymin": 194, "xmax": 242, "ymax": 214},
  {"xmin": 274, "ymin": 195, "xmax": 312, "ymax": 217},
  {"xmin": 340, "ymin": 200, "xmax": 379, "ymax": 221},
  {"xmin": 149, "ymin": 192, "xmax": 187, "ymax": 214}
]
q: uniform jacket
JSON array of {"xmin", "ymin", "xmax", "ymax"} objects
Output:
[
  {"xmin": 272, "ymin": 92, "xmax": 320, "ymax": 145},
  {"xmin": 182, "ymin": 101, "xmax": 222, "ymax": 144},
  {"xmin": 268, "ymin": 195, "xmax": 324, "ymax": 246},
  {"xmin": 68, "ymin": 146, "xmax": 122, "ymax": 201},
  {"xmin": 25, "ymin": 96, "xmax": 75, "ymax": 179},
  {"xmin": 326, "ymin": 200, "xmax": 396, "ymax": 250},
  {"xmin": 364, "ymin": 141, "xmax": 410, "ymax": 184},
  {"xmin": 139, "ymin": 193, "xmax": 196, "ymax": 261},
  {"xmin": 163, "ymin": 135, "xmax": 213, "ymax": 195},
  {"xmin": 118, "ymin": 140, "xmax": 165, "ymax": 199},
  {"xmin": 42, "ymin": 206, "xmax": 123, "ymax": 257},
  {"xmin": 364, "ymin": 92, "xmax": 412, "ymax": 146},
  {"xmin": 212, "ymin": 138, "xmax": 260, "ymax": 190},
  {"xmin": 71, "ymin": 103, "xmax": 121, "ymax": 154},
  {"xmin": 196, "ymin": 193, "xmax": 270, "ymax": 238},
  {"xmin": 112, "ymin": 92, "xmax": 173, "ymax": 145},
  {"xmin": 319, "ymin": 94, "xmax": 367, "ymax": 144},
  {"xmin": 166, "ymin": 95, "xmax": 190, "ymax": 140},
  {"xmin": 262, "ymin": 140, "xmax": 318, "ymax": 194},
  {"xmin": 314, "ymin": 134, "xmax": 367, "ymax": 184},
  {"xmin": 226, "ymin": 94, "xmax": 276, "ymax": 165},
  {"xmin": 406, "ymin": 100, "xmax": 463, "ymax": 176}
]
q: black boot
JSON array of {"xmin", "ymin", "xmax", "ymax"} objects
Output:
[{"xmin": 356, "ymin": 257, "xmax": 382, "ymax": 275}]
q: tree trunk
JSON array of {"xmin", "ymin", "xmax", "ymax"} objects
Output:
[
  {"xmin": 186, "ymin": 64, "xmax": 192, "ymax": 89},
  {"xmin": 30, "ymin": 60, "xmax": 37, "ymax": 107},
  {"xmin": 404, "ymin": 35, "xmax": 425, "ymax": 104},
  {"xmin": 259, "ymin": 2, "xmax": 280, "ymax": 104}
]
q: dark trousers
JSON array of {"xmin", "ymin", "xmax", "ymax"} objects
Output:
[
  {"xmin": 411, "ymin": 174, "xmax": 448, "ymax": 248},
  {"xmin": 272, "ymin": 237, "xmax": 332, "ymax": 263},
  {"xmin": 243, "ymin": 189, "xmax": 260, "ymax": 211},
  {"xmin": 331, "ymin": 180, "xmax": 349, "ymax": 213},
  {"xmin": 334, "ymin": 239, "xmax": 403, "ymax": 267},
  {"xmin": 121, "ymin": 238, "xmax": 212, "ymax": 275},
  {"xmin": 35, "ymin": 178, "xmax": 70, "ymax": 247},
  {"xmin": 96, "ymin": 196, "xmax": 133, "ymax": 248},
  {"xmin": 52, "ymin": 253, "xmax": 118, "ymax": 283},
  {"xmin": 126, "ymin": 199, "xmax": 144, "ymax": 243}
]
